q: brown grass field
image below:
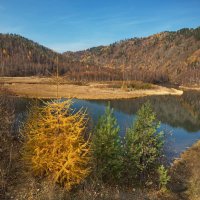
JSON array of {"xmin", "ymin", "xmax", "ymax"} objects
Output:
[{"xmin": 0, "ymin": 77, "xmax": 183, "ymax": 99}]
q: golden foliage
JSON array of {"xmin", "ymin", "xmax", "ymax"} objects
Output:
[
  {"xmin": 187, "ymin": 49, "xmax": 200, "ymax": 64},
  {"xmin": 21, "ymin": 100, "xmax": 91, "ymax": 191}
]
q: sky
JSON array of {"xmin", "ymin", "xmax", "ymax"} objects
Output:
[{"xmin": 0, "ymin": 0, "xmax": 200, "ymax": 52}]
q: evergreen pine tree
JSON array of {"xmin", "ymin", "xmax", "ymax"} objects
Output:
[
  {"xmin": 124, "ymin": 102, "xmax": 164, "ymax": 185},
  {"xmin": 92, "ymin": 104, "xmax": 123, "ymax": 183}
]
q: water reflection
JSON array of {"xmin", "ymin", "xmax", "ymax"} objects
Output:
[{"xmin": 90, "ymin": 91, "xmax": 200, "ymax": 132}]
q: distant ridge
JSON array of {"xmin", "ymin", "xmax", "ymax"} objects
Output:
[
  {"xmin": 64, "ymin": 27, "xmax": 200, "ymax": 85},
  {"xmin": 0, "ymin": 27, "xmax": 200, "ymax": 85}
]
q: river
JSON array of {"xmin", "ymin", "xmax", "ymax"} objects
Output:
[{"xmin": 12, "ymin": 90, "xmax": 200, "ymax": 161}]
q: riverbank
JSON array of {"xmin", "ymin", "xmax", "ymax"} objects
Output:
[
  {"xmin": 0, "ymin": 77, "xmax": 183, "ymax": 99},
  {"xmin": 169, "ymin": 140, "xmax": 200, "ymax": 200}
]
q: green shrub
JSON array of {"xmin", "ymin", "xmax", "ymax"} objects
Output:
[
  {"xmin": 157, "ymin": 165, "xmax": 170, "ymax": 190},
  {"xmin": 123, "ymin": 102, "xmax": 164, "ymax": 185},
  {"xmin": 92, "ymin": 104, "xmax": 123, "ymax": 183}
]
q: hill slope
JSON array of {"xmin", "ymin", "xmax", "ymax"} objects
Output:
[
  {"xmin": 0, "ymin": 34, "xmax": 118, "ymax": 80},
  {"xmin": 0, "ymin": 34, "xmax": 90, "ymax": 77},
  {"xmin": 64, "ymin": 27, "xmax": 200, "ymax": 85},
  {"xmin": 1, "ymin": 27, "xmax": 200, "ymax": 85}
]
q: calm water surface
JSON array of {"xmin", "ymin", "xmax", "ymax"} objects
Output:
[{"xmin": 13, "ymin": 91, "xmax": 200, "ymax": 161}]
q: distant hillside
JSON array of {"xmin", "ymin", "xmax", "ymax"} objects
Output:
[
  {"xmin": 64, "ymin": 27, "xmax": 200, "ymax": 85},
  {"xmin": 1, "ymin": 27, "xmax": 200, "ymax": 85},
  {"xmin": 0, "ymin": 34, "xmax": 119, "ymax": 80},
  {"xmin": 0, "ymin": 34, "xmax": 79, "ymax": 76}
]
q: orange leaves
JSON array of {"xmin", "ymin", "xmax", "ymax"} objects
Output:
[
  {"xmin": 187, "ymin": 49, "xmax": 200, "ymax": 65},
  {"xmin": 21, "ymin": 99, "xmax": 91, "ymax": 191}
]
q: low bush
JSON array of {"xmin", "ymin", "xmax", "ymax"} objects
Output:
[{"xmin": 157, "ymin": 165, "xmax": 170, "ymax": 190}]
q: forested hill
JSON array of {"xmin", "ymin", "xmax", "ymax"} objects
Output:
[
  {"xmin": 64, "ymin": 27, "xmax": 200, "ymax": 85},
  {"xmin": 0, "ymin": 33, "xmax": 81, "ymax": 76},
  {"xmin": 0, "ymin": 34, "xmax": 118, "ymax": 80},
  {"xmin": 1, "ymin": 27, "xmax": 200, "ymax": 85}
]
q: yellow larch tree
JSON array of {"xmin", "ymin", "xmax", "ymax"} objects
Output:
[{"xmin": 21, "ymin": 99, "xmax": 91, "ymax": 191}]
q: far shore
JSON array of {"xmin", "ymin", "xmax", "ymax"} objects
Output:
[{"xmin": 0, "ymin": 77, "xmax": 183, "ymax": 99}]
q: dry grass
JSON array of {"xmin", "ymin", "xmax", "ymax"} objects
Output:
[
  {"xmin": 95, "ymin": 80, "xmax": 154, "ymax": 90},
  {"xmin": 169, "ymin": 140, "xmax": 200, "ymax": 200},
  {"xmin": 0, "ymin": 77, "xmax": 183, "ymax": 99},
  {"xmin": 0, "ymin": 90, "xmax": 20, "ymax": 200}
]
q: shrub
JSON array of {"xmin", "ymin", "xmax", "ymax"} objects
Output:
[
  {"xmin": 157, "ymin": 165, "xmax": 170, "ymax": 190},
  {"xmin": 0, "ymin": 90, "xmax": 15, "ymax": 198},
  {"xmin": 123, "ymin": 102, "xmax": 164, "ymax": 185},
  {"xmin": 92, "ymin": 104, "xmax": 123, "ymax": 183},
  {"xmin": 21, "ymin": 100, "xmax": 91, "ymax": 191}
]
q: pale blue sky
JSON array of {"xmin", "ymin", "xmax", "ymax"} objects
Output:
[{"xmin": 0, "ymin": 0, "xmax": 199, "ymax": 52}]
